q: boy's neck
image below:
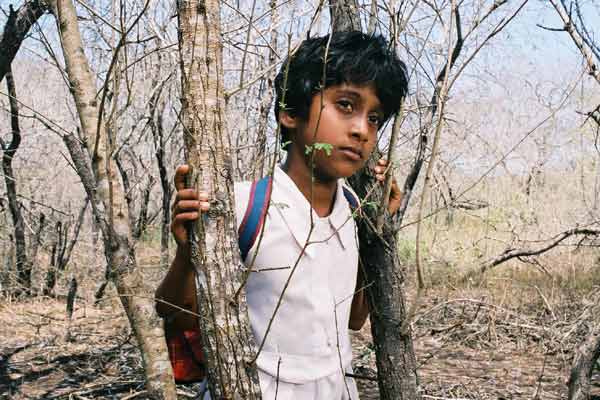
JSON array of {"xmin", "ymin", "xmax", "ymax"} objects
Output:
[{"xmin": 282, "ymin": 152, "xmax": 337, "ymax": 218}]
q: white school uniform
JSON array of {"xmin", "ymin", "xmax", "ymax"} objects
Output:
[{"xmin": 232, "ymin": 166, "xmax": 360, "ymax": 400}]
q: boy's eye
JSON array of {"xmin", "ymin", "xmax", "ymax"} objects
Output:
[
  {"xmin": 337, "ymin": 100, "xmax": 353, "ymax": 113},
  {"xmin": 368, "ymin": 114, "xmax": 382, "ymax": 126}
]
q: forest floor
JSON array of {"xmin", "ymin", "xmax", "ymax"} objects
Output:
[{"xmin": 1, "ymin": 282, "xmax": 599, "ymax": 400}]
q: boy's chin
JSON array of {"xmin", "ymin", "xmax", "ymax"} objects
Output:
[{"xmin": 317, "ymin": 164, "xmax": 363, "ymax": 181}]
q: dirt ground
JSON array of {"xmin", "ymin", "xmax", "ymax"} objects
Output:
[{"xmin": 1, "ymin": 289, "xmax": 599, "ymax": 400}]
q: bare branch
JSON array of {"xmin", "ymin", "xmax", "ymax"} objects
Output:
[{"xmin": 0, "ymin": 0, "xmax": 50, "ymax": 83}]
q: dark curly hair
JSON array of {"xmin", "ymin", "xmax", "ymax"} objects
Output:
[{"xmin": 274, "ymin": 31, "xmax": 408, "ymax": 147}]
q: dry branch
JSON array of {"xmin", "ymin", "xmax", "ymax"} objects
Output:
[
  {"xmin": 547, "ymin": 0, "xmax": 600, "ymax": 86},
  {"xmin": 461, "ymin": 228, "xmax": 600, "ymax": 282},
  {"xmin": 0, "ymin": 0, "xmax": 50, "ymax": 83}
]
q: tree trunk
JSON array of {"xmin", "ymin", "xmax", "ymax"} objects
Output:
[
  {"xmin": 177, "ymin": 1, "xmax": 261, "ymax": 398},
  {"xmin": 329, "ymin": 5, "xmax": 421, "ymax": 400},
  {"xmin": 568, "ymin": 320, "xmax": 600, "ymax": 400},
  {"xmin": 43, "ymin": 221, "xmax": 62, "ymax": 297},
  {"xmin": 43, "ymin": 201, "xmax": 85, "ymax": 296},
  {"xmin": 1, "ymin": 68, "xmax": 31, "ymax": 296},
  {"xmin": 29, "ymin": 212, "xmax": 46, "ymax": 270},
  {"xmin": 50, "ymin": 0, "xmax": 176, "ymax": 398},
  {"xmin": 328, "ymin": 0, "xmax": 362, "ymax": 32},
  {"xmin": 348, "ymin": 160, "xmax": 420, "ymax": 400}
]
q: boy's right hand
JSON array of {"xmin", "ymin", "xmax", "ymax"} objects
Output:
[{"xmin": 171, "ymin": 165, "xmax": 210, "ymax": 247}]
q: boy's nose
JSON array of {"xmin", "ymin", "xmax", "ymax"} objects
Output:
[{"xmin": 350, "ymin": 115, "xmax": 369, "ymax": 141}]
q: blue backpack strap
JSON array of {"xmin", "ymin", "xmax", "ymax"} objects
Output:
[
  {"xmin": 342, "ymin": 186, "xmax": 359, "ymax": 211},
  {"xmin": 238, "ymin": 176, "xmax": 273, "ymax": 261}
]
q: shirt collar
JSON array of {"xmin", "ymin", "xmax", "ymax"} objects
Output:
[{"xmin": 270, "ymin": 166, "xmax": 354, "ymax": 253}]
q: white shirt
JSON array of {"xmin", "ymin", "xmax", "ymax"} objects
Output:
[{"xmin": 234, "ymin": 166, "xmax": 359, "ymax": 384}]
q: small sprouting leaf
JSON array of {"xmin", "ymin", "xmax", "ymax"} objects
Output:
[{"xmin": 313, "ymin": 142, "xmax": 333, "ymax": 156}]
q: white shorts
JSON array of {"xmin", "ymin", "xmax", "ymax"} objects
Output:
[
  {"xmin": 258, "ymin": 368, "xmax": 360, "ymax": 400},
  {"xmin": 194, "ymin": 368, "xmax": 360, "ymax": 400}
]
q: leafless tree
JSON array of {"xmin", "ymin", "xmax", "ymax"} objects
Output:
[
  {"xmin": 1, "ymin": 68, "xmax": 31, "ymax": 295},
  {"xmin": 48, "ymin": 0, "xmax": 177, "ymax": 397},
  {"xmin": 544, "ymin": 2, "xmax": 600, "ymax": 398}
]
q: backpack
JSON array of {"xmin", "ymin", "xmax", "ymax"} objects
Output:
[{"xmin": 166, "ymin": 176, "xmax": 358, "ymax": 382}]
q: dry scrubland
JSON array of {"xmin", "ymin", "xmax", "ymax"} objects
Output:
[
  {"xmin": 1, "ymin": 0, "xmax": 600, "ymax": 398},
  {"xmin": 1, "ymin": 169, "xmax": 599, "ymax": 399}
]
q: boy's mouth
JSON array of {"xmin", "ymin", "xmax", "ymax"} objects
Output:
[{"xmin": 338, "ymin": 146, "xmax": 363, "ymax": 161}]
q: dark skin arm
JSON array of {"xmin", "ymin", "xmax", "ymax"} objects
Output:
[
  {"xmin": 155, "ymin": 165, "xmax": 209, "ymax": 330},
  {"xmin": 348, "ymin": 158, "xmax": 403, "ymax": 331}
]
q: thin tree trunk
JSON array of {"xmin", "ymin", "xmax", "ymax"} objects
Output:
[
  {"xmin": 252, "ymin": 0, "xmax": 278, "ymax": 180},
  {"xmin": 44, "ymin": 220, "xmax": 62, "ymax": 296},
  {"xmin": 148, "ymin": 77, "xmax": 171, "ymax": 268},
  {"xmin": 177, "ymin": 1, "xmax": 261, "ymax": 398},
  {"xmin": 43, "ymin": 200, "xmax": 86, "ymax": 296},
  {"xmin": 29, "ymin": 212, "xmax": 46, "ymax": 267},
  {"xmin": 329, "ymin": 6, "xmax": 421, "ymax": 400},
  {"xmin": 50, "ymin": 0, "xmax": 176, "ymax": 398},
  {"xmin": 1, "ymin": 68, "xmax": 30, "ymax": 296},
  {"xmin": 134, "ymin": 177, "xmax": 155, "ymax": 240},
  {"xmin": 568, "ymin": 319, "xmax": 600, "ymax": 400},
  {"xmin": 148, "ymin": 70, "xmax": 173, "ymax": 270}
]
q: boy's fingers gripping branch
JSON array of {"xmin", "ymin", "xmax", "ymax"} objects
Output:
[
  {"xmin": 171, "ymin": 164, "xmax": 210, "ymax": 246},
  {"xmin": 374, "ymin": 158, "xmax": 403, "ymax": 215}
]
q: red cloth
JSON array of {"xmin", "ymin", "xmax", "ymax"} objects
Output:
[{"xmin": 166, "ymin": 328, "xmax": 206, "ymax": 383}]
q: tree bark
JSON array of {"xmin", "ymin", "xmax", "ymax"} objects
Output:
[
  {"xmin": 329, "ymin": 6, "xmax": 421, "ymax": 400},
  {"xmin": 1, "ymin": 68, "xmax": 31, "ymax": 296},
  {"xmin": 328, "ymin": 0, "xmax": 362, "ymax": 32},
  {"xmin": 177, "ymin": 1, "xmax": 261, "ymax": 398},
  {"xmin": 0, "ymin": 0, "xmax": 50, "ymax": 83},
  {"xmin": 568, "ymin": 319, "xmax": 600, "ymax": 400},
  {"xmin": 348, "ymin": 160, "xmax": 421, "ymax": 400},
  {"xmin": 50, "ymin": 0, "xmax": 176, "ymax": 398}
]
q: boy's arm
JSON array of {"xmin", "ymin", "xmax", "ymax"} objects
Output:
[
  {"xmin": 155, "ymin": 245, "xmax": 198, "ymax": 330},
  {"xmin": 349, "ymin": 267, "xmax": 369, "ymax": 330}
]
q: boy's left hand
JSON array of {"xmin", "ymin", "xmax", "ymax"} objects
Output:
[{"xmin": 374, "ymin": 159, "xmax": 403, "ymax": 215}]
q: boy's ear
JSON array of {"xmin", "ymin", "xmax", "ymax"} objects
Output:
[{"xmin": 279, "ymin": 110, "xmax": 297, "ymax": 129}]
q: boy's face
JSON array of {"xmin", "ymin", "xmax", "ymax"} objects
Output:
[{"xmin": 282, "ymin": 83, "xmax": 383, "ymax": 180}]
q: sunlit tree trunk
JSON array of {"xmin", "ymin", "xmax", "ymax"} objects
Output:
[
  {"xmin": 50, "ymin": 0, "xmax": 176, "ymax": 397},
  {"xmin": 177, "ymin": 0, "xmax": 261, "ymax": 398}
]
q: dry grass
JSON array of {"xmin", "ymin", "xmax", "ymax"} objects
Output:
[{"xmin": 1, "ymin": 275, "xmax": 598, "ymax": 399}]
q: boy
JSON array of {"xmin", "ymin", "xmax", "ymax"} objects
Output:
[{"xmin": 156, "ymin": 31, "xmax": 408, "ymax": 399}]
